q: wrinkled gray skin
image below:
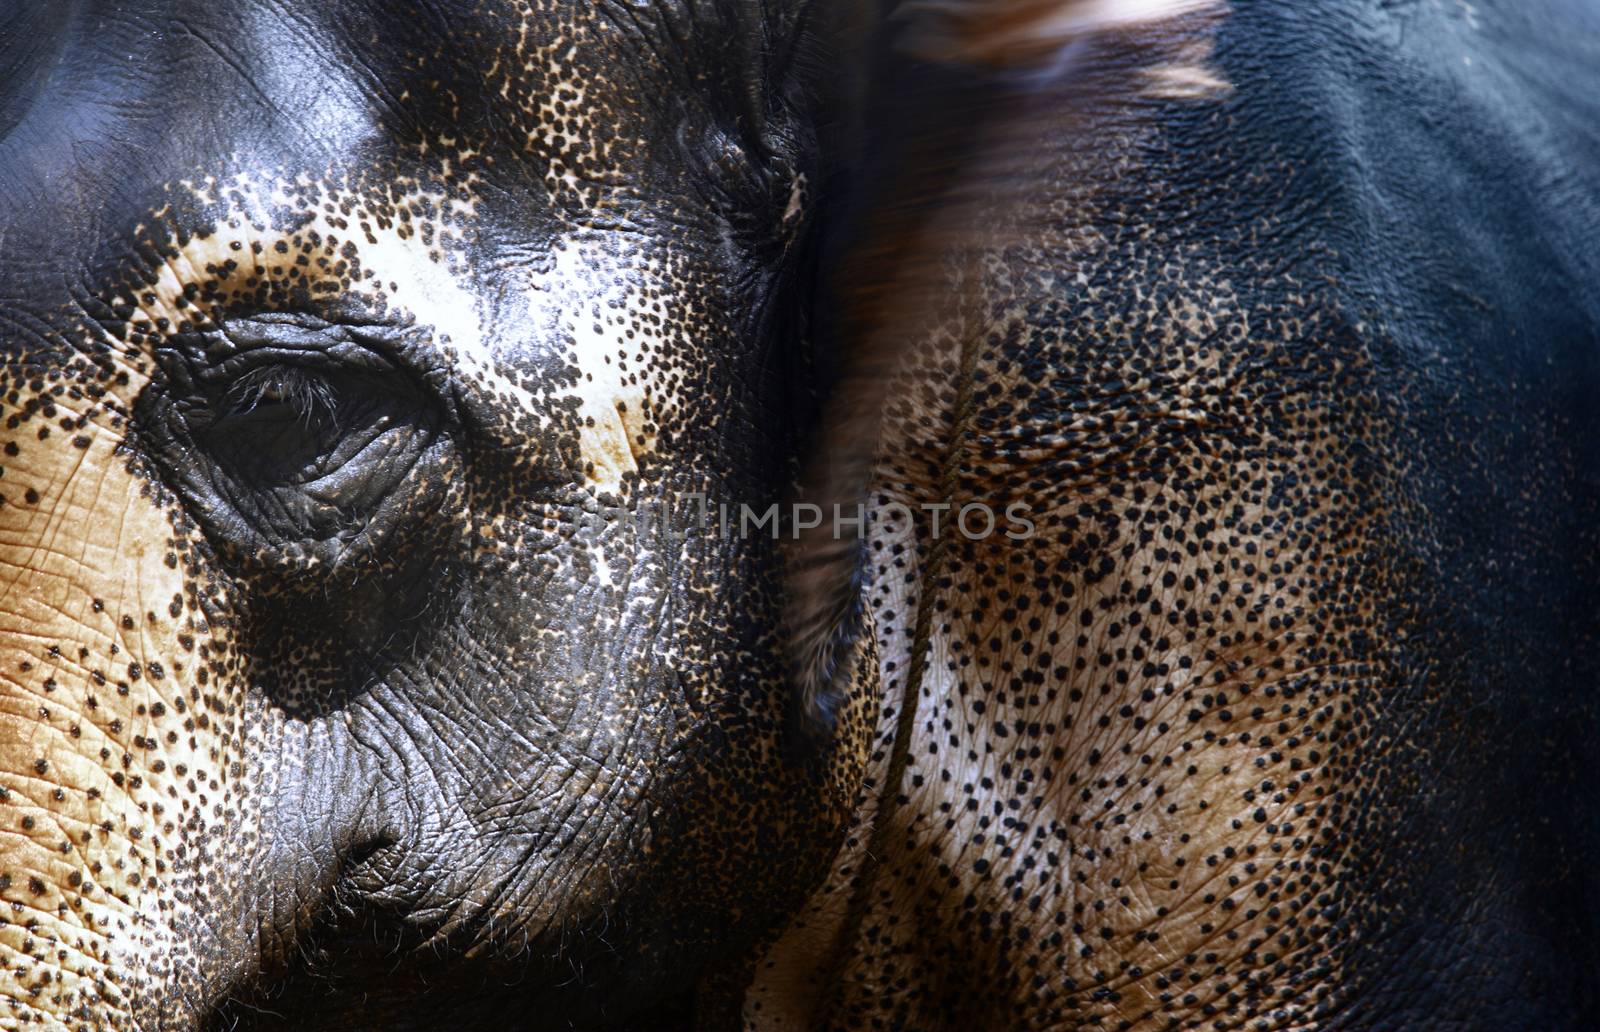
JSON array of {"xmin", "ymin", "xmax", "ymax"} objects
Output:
[
  {"xmin": 3, "ymin": 2, "xmax": 1599, "ymax": 1032},
  {"xmin": 0, "ymin": 2, "xmax": 876, "ymax": 1029}
]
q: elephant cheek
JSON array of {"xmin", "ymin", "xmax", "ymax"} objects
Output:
[{"xmin": 0, "ymin": 394, "xmax": 254, "ymax": 1029}]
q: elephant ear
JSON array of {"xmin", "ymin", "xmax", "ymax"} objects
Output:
[
  {"xmin": 784, "ymin": 0, "xmax": 1227, "ymax": 751},
  {"xmin": 896, "ymin": 0, "xmax": 1223, "ymax": 66}
]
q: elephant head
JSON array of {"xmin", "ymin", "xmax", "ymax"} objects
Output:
[{"xmin": 0, "ymin": 1, "xmax": 876, "ymax": 1028}]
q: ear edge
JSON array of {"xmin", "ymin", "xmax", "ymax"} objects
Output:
[{"xmin": 894, "ymin": 0, "xmax": 1225, "ymax": 67}]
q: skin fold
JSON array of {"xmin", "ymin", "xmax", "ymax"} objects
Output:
[{"xmin": 1, "ymin": 2, "xmax": 1597, "ymax": 1031}]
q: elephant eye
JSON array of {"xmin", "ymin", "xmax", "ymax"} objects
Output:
[
  {"xmin": 207, "ymin": 364, "xmax": 389, "ymax": 488},
  {"xmin": 140, "ymin": 317, "xmax": 450, "ymax": 571}
]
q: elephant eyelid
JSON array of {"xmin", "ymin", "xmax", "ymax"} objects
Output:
[{"xmin": 160, "ymin": 311, "xmax": 446, "ymax": 427}]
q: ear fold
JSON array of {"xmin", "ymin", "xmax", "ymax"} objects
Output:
[
  {"xmin": 894, "ymin": 0, "xmax": 1222, "ymax": 66},
  {"xmin": 783, "ymin": 0, "xmax": 1234, "ymax": 759}
]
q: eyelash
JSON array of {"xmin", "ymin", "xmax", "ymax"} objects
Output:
[{"xmin": 225, "ymin": 365, "xmax": 340, "ymax": 426}]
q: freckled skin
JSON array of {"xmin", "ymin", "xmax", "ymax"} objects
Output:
[
  {"xmin": 2, "ymin": 1, "xmax": 1597, "ymax": 1031},
  {"xmin": 0, "ymin": 2, "xmax": 874, "ymax": 1030},
  {"xmin": 753, "ymin": 2, "xmax": 1600, "ymax": 1031}
]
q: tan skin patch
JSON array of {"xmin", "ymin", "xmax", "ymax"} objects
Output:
[
  {"xmin": 0, "ymin": 349, "xmax": 240, "ymax": 1029},
  {"xmin": 529, "ymin": 242, "xmax": 659, "ymax": 492}
]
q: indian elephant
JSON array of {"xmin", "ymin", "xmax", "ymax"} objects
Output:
[
  {"xmin": 0, "ymin": 1, "xmax": 877, "ymax": 1028},
  {"xmin": 2, "ymin": 1, "xmax": 1598, "ymax": 1031}
]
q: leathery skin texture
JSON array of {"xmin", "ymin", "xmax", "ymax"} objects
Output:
[
  {"xmin": 0, "ymin": 2, "xmax": 876, "ymax": 1029},
  {"xmin": 747, "ymin": 2, "xmax": 1600, "ymax": 1031},
  {"xmin": 0, "ymin": 1, "xmax": 1597, "ymax": 1031}
]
